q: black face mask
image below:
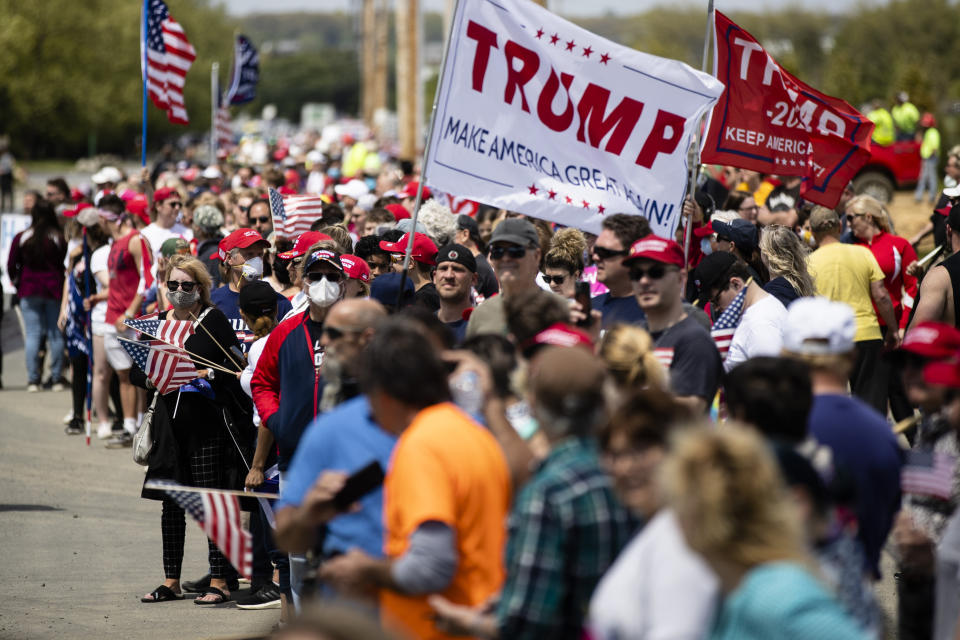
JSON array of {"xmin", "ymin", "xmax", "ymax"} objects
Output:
[{"xmin": 273, "ymin": 257, "xmax": 291, "ymax": 286}]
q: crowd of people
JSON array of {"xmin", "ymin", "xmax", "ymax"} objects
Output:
[{"xmin": 5, "ymin": 133, "xmax": 960, "ymax": 640}]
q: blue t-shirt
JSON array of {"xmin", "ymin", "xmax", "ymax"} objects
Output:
[
  {"xmin": 278, "ymin": 395, "xmax": 397, "ymax": 558},
  {"xmin": 593, "ymin": 292, "xmax": 646, "ymax": 329},
  {"xmin": 210, "ymin": 284, "xmax": 293, "ymax": 353},
  {"xmin": 445, "ymin": 318, "xmax": 469, "ymax": 346},
  {"xmin": 808, "ymin": 394, "xmax": 902, "ymax": 576}
]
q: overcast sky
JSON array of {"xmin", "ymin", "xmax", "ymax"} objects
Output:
[{"xmin": 223, "ymin": 0, "xmax": 866, "ymax": 17}]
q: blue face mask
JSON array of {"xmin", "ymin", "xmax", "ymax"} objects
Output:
[
  {"xmin": 700, "ymin": 238, "xmax": 713, "ymax": 255},
  {"xmin": 328, "ymin": 167, "xmax": 341, "ymax": 181}
]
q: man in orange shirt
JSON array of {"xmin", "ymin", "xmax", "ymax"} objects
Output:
[{"xmin": 320, "ymin": 317, "xmax": 511, "ymax": 640}]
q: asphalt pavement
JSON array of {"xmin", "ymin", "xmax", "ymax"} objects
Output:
[{"xmin": 0, "ymin": 306, "xmax": 275, "ymax": 639}]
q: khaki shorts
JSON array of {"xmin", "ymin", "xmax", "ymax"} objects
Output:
[{"xmin": 101, "ymin": 325, "xmax": 135, "ymax": 371}]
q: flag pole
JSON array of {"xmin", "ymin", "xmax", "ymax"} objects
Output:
[
  {"xmin": 82, "ymin": 229, "xmax": 93, "ymax": 446},
  {"xmin": 210, "ymin": 62, "xmax": 219, "ymax": 165},
  {"xmin": 397, "ymin": 0, "xmax": 459, "ymax": 308},
  {"xmin": 683, "ymin": 0, "xmax": 715, "ymax": 266},
  {"xmin": 140, "ymin": 0, "xmax": 149, "ymax": 167}
]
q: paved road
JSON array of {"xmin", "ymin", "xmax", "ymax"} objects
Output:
[{"xmin": 0, "ymin": 308, "xmax": 275, "ymax": 639}]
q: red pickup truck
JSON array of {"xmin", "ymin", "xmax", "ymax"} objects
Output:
[{"xmin": 852, "ymin": 139, "xmax": 922, "ymax": 203}]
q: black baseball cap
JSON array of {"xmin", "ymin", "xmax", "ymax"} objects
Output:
[
  {"xmin": 490, "ymin": 218, "xmax": 540, "ymax": 247},
  {"xmin": 712, "ymin": 218, "xmax": 758, "ymax": 253},
  {"xmin": 435, "ymin": 243, "xmax": 477, "ymax": 273},
  {"xmin": 238, "ymin": 280, "xmax": 278, "ymax": 316},
  {"xmin": 692, "ymin": 251, "xmax": 738, "ymax": 299}
]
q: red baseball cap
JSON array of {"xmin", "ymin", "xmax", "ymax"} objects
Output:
[
  {"xmin": 400, "ymin": 181, "xmax": 432, "ymax": 201},
  {"xmin": 385, "ymin": 203, "xmax": 411, "ymax": 221},
  {"xmin": 521, "ymin": 323, "xmax": 594, "ymax": 351},
  {"xmin": 624, "ymin": 235, "xmax": 685, "ymax": 268},
  {"xmin": 380, "ymin": 232, "xmax": 438, "ymax": 265},
  {"xmin": 901, "ymin": 322, "xmax": 960, "ymax": 360},
  {"xmin": 924, "ymin": 359, "xmax": 960, "ymax": 389},
  {"xmin": 153, "ymin": 187, "xmax": 179, "ymax": 203},
  {"xmin": 211, "ymin": 228, "xmax": 269, "ymax": 261},
  {"xmin": 126, "ymin": 195, "xmax": 151, "ymax": 226},
  {"xmin": 693, "ymin": 222, "xmax": 714, "ymax": 238},
  {"xmin": 340, "ymin": 255, "xmax": 371, "ymax": 283},
  {"xmin": 276, "ymin": 231, "xmax": 334, "ymax": 260},
  {"xmin": 63, "ymin": 202, "xmax": 93, "ymax": 218}
]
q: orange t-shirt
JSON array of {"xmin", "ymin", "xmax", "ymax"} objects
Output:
[{"xmin": 380, "ymin": 402, "xmax": 511, "ymax": 640}]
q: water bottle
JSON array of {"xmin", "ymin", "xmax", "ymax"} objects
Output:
[{"xmin": 450, "ymin": 371, "xmax": 484, "ymax": 418}]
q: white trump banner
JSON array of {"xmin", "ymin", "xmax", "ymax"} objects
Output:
[{"xmin": 424, "ymin": 0, "xmax": 724, "ymax": 236}]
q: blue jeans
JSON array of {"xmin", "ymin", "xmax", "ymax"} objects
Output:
[
  {"xmin": 915, "ymin": 156, "xmax": 939, "ymax": 203},
  {"xmin": 21, "ymin": 297, "xmax": 64, "ymax": 384}
]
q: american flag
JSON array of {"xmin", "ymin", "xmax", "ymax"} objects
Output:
[
  {"xmin": 126, "ymin": 317, "xmax": 195, "ymax": 349},
  {"xmin": 268, "ymin": 187, "xmax": 327, "ymax": 238},
  {"xmin": 143, "ymin": 0, "xmax": 196, "ymax": 125},
  {"xmin": 710, "ymin": 285, "xmax": 748, "ymax": 358},
  {"xmin": 215, "ymin": 97, "xmax": 233, "ymax": 150},
  {"xmin": 120, "ymin": 339, "xmax": 198, "ymax": 395},
  {"xmin": 903, "ymin": 450, "xmax": 955, "ymax": 500},
  {"xmin": 152, "ymin": 480, "xmax": 252, "ymax": 579}
]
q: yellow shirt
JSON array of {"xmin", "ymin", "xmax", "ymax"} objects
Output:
[
  {"xmin": 381, "ymin": 403, "xmax": 511, "ymax": 640},
  {"xmin": 808, "ymin": 242, "xmax": 885, "ymax": 342}
]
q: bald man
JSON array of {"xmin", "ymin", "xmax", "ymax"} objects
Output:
[{"xmin": 275, "ymin": 299, "xmax": 394, "ymax": 562}]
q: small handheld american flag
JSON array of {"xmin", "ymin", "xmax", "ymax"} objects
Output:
[
  {"xmin": 126, "ymin": 317, "xmax": 195, "ymax": 349},
  {"xmin": 711, "ymin": 285, "xmax": 748, "ymax": 359},
  {"xmin": 268, "ymin": 187, "xmax": 327, "ymax": 238},
  {"xmin": 152, "ymin": 480, "xmax": 253, "ymax": 579},
  {"xmin": 142, "ymin": 0, "xmax": 196, "ymax": 125},
  {"xmin": 120, "ymin": 340, "xmax": 197, "ymax": 395},
  {"xmin": 902, "ymin": 450, "xmax": 955, "ymax": 501}
]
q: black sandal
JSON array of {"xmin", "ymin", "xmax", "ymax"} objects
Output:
[
  {"xmin": 141, "ymin": 585, "xmax": 184, "ymax": 603},
  {"xmin": 194, "ymin": 586, "xmax": 230, "ymax": 605}
]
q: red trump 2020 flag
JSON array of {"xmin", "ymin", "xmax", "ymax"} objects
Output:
[
  {"xmin": 700, "ymin": 11, "xmax": 874, "ymax": 208},
  {"xmin": 143, "ymin": 0, "xmax": 197, "ymax": 125}
]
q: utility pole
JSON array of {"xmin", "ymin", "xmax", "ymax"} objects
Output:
[
  {"xmin": 372, "ymin": 0, "xmax": 388, "ymax": 132},
  {"xmin": 395, "ymin": 0, "xmax": 421, "ymax": 161},
  {"xmin": 361, "ymin": 0, "xmax": 376, "ymax": 126}
]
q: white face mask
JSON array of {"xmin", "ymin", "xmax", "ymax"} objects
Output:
[
  {"xmin": 308, "ymin": 278, "xmax": 341, "ymax": 307},
  {"xmin": 700, "ymin": 238, "xmax": 713, "ymax": 255},
  {"xmin": 240, "ymin": 256, "xmax": 263, "ymax": 280}
]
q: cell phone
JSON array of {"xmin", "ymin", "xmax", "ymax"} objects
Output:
[
  {"xmin": 574, "ymin": 281, "xmax": 592, "ymax": 327},
  {"xmin": 332, "ymin": 461, "xmax": 385, "ymax": 511}
]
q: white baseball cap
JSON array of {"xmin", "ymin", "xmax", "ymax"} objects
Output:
[
  {"xmin": 201, "ymin": 166, "xmax": 222, "ymax": 180},
  {"xmin": 943, "ymin": 185, "xmax": 960, "ymax": 199},
  {"xmin": 334, "ymin": 179, "xmax": 369, "ymax": 201},
  {"xmin": 782, "ymin": 297, "xmax": 857, "ymax": 355},
  {"xmin": 92, "ymin": 166, "xmax": 123, "ymax": 184}
]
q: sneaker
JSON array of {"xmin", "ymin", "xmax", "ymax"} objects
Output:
[
  {"xmin": 105, "ymin": 432, "xmax": 133, "ymax": 448},
  {"xmin": 51, "ymin": 382, "xmax": 67, "ymax": 392},
  {"xmin": 63, "ymin": 411, "xmax": 75, "ymax": 425},
  {"xmin": 26, "ymin": 383, "xmax": 41, "ymax": 393},
  {"xmin": 236, "ymin": 584, "xmax": 281, "ymax": 610},
  {"xmin": 97, "ymin": 424, "xmax": 113, "ymax": 440},
  {"xmin": 65, "ymin": 419, "xmax": 85, "ymax": 436}
]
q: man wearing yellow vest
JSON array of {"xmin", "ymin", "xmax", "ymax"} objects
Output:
[
  {"xmin": 915, "ymin": 112, "xmax": 942, "ymax": 204},
  {"xmin": 867, "ymin": 99, "xmax": 895, "ymax": 147},
  {"xmin": 892, "ymin": 92, "xmax": 921, "ymax": 141}
]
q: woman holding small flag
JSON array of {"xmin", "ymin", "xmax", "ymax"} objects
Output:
[{"xmin": 135, "ymin": 255, "xmax": 254, "ymax": 605}]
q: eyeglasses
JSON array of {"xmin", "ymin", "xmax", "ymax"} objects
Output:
[
  {"xmin": 592, "ymin": 246, "xmax": 628, "ymax": 260},
  {"xmin": 305, "ymin": 272, "xmax": 343, "ymax": 283},
  {"xmin": 252, "ymin": 216, "xmax": 271, "ymax": 224},
  {"xmin": 628, "ymin": 264, "xmax": 669, "ymax": 281},
  {"xmin": 542, "ymin": 274, "xmax": 568, "ymax": 285},
  {"xmin": 709, "ymin": 281, "xmax": 733, "ymax": 307},
  {"xmin": 239, "ymin": 205, "xmax": 251, "ymax": 213},
  {"xmin": 167, "ymin": 201, "xmax": 183, "ymax": 209},
  {"xmin": 489, "ymin": 246, "xmax": 528, "ymax": 260},
  {"xmin": 166, "ymin": 280, "xmax": 197, "ymax": 292},
  {"xmin": 45, "ymin": 191, "xmax": 59, "ymax": 198}
]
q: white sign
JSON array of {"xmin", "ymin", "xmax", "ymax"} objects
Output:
[
  {"xmin": 0, "ymin": 214, "xmax": 31, "ymax": 292},
  {"xmin": 424, "ymin": 0, "xmax": 723, "ymax": 236}
]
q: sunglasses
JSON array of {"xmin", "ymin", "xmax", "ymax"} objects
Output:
[
  {"xmin": 592, "ymin": 246, "xmax": 628, "ymax": 260},
  {"xmin": 167, "ymin": 201, "xmax": 183, "ymax": 209},
  {"xmin": 628, "ymin": 264, "xmax": 670, "ymax": 281},
  {"xmin": 489, "ymin": 246, "xmax": 528, "ymax": 260},
  {"xmin": 542, "ymin": 274, "xmax": 568, "ymax": 285},
  {"xmin": 239, "ymin": 205, "xmax": 251, "ymax": 213},
  {"xmin": 252, "ymin": 216, "xmax": 271, "ymax": 224},
  {"xmin": 322, "ymin": 325, "xmax": 359, "ymax": 341},
  {"xmin": 167, "ymin": 280, "xmax": 197, "ymax": 292},
  {"xmin": 305, "ymin": 272, "xmax": 343, "ymax": 283}
]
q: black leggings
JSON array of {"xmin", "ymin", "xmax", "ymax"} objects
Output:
[
  {"xmin": 69, "ymin": 354, "xmax": 87, "ymax": 419},
  {"xmin": 160, "ymin": 434, "xmax": 233, "ymax": 580}
]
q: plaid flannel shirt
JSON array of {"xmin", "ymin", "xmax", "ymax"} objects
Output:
[{"xmin": 496, "ymin": 437, "xmax": 632, "ymax": 639}]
